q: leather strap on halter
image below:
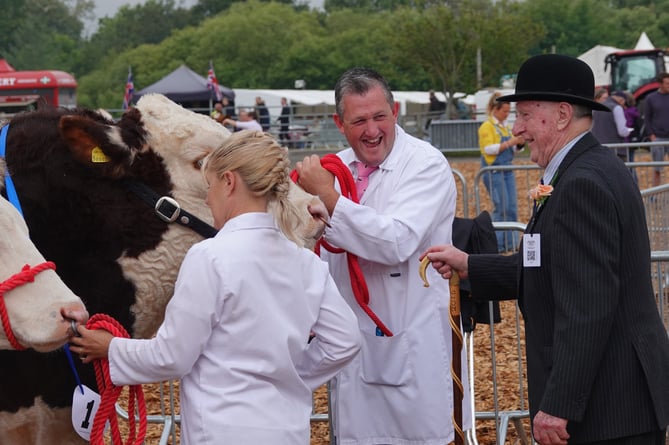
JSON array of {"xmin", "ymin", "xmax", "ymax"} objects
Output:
[
  {"xmin": 292, "ymin": 154, "xmax": 393, "ymax": 337},
  {"xmin": 0, "ymin": 262, "xmax": 56, "ymax": 350},
  {"xmin": 122, "ymin": 178, "xmax": 218, "ymax": 239}
]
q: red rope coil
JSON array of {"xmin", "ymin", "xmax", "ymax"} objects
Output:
[
  {"xmin": 292, "ymin": 154, "xmax": 393, "ymax": 336},
  {"xmin": 86, "ymin": 313, "xmax": 147, "ymax": 445},
  {"xmin": 0, "ymin": 262, "xmax": 56, "ymax": 350}
]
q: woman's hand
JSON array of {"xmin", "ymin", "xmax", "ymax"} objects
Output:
[{"xmin": 68, "ymin": 326, "xmax": 114, "ymax": 364}]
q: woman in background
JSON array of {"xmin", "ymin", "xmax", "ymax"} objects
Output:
[{"xmin": 478, "ymin": 91, "xmax": 525, "ymax": 252}]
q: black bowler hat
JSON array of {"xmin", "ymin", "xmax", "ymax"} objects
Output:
[{"xmin": 498, "ymin": 54, "xmax": 610, "ymax": 112}]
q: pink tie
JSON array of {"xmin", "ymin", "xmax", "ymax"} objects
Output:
[{"xmin": 355, "ymin": 161, "xmax": 379, "ymax": 199}]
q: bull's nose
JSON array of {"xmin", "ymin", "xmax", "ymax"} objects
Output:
[{"xmin": 62, "ymin": 304, "xmax": 89, "ymax": 327}]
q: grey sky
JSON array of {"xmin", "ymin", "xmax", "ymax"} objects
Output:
[{"xmin": 86, "ymin": 0, "xmax": 323, "ymax": 35}]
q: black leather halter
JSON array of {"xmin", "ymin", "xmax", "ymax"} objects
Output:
[{"xmin": 122, "ymin": 179, "xmax": 217, "ymax": 239}]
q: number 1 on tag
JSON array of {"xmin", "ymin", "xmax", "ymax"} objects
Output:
[{"xmin": 71, "ymin": 384, "xmax": 101, "ymax": 441}]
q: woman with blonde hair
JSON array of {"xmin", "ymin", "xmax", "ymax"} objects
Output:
[
  {"xmin": 478, "ymin": 91, "xmax": 525, "ymax": 252},
  {"xmin": 71, "ymin": 130, "xmax": 361, "ymax": 444}
]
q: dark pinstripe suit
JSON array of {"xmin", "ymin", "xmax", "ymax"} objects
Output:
[{"xmin": 468, "ymin": 133, "xmax": 669, "ymax": 443}]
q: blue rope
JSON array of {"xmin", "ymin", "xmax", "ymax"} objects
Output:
[
  {"xmin": 0, "ymin": 125, "xmax": 23, "ymax": 217},
  {"xmin": 63, "ymin": 343, "xmax": 85, "ymax": 394}
]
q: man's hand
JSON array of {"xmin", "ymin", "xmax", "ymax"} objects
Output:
[
  {"xmin": 533, "ymin": 410, "xmax": 569, "ymax": 445},
  {"xmin": 419, "ymin": 245, "xmax": 469, "ymax": 280},
  {"xmin": 295, "ymin": 155, "xmax": 339, "ymax": 214}
]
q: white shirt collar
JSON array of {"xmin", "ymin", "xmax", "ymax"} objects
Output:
[{"xmin": 542, "ymin": 131, "xmax": 588, "ymax": 185}]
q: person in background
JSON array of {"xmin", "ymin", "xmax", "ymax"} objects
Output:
[
  {"xmin": 623, "ymin": 91, "xmax": 642, "ymax": 145},
  {"xmin": 422, "ymin": 54, "xmax": 669, "ymax": 445},
  {"xmin": 643, "ymin": 72, "xmax": 669, "ymax": 186},
  {"xmin": 296, "ymin": 67, "xmax": 471, "ymax": 445},
  {"xmin": 255, "ymin": 96, "xmax": 271, "ymax": 131},
  {"xmin": 222, "ymin": 96, "xmax": 236, "ymax": 120},
  {"xmin": 277, "ymin": 97, "xmax": 291, "ymax": 145},
  {"xmin": 70, "ymin": 130, "xmax": 361, "ymax": 444},
  {"xmin": 591, "ymin": 90, "xmax": 632, "ymax": 161},
  {"xmin": 223, "ymin": 109, "xmax": 263, "ymax": 132},
  {"xmin": 210, "ymin": 101, "xmax": 224, "ymax": 123},
  {"xmin": 594, "ymin": 86, "xmax": 609, "ymax": 103},
  {"xmin": 424, "ymin": 89, "xmax": 446, "ymax": 131},
  {"xmin": 478, "ymin": 91, "xmax": 525, "ymax": 252}
]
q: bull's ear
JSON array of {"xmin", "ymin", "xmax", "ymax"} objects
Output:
[{"xmin": 58, "ymin": 115, "xmax": 133, "ymax": 179}]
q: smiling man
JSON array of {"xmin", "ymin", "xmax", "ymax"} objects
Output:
[{"xmin": 296, "ymin": 67, "xmax": 470, "ymax": 445}]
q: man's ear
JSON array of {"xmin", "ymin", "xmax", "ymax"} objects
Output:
[
  {"xmin": 556, "ymin": 102, "xmax": 573, "ymax": 130},
  {"xmin": 333, "ymin": 112, "xmax": 345, "ymax": 135}
]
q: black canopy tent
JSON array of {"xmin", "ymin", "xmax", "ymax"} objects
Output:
[{"xmin": 132, "ymin": 64, "xmax": 234, "ymax": 109}]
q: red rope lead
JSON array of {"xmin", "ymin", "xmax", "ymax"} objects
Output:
[
  {"xmin": 0, "ymin": 262, "xmax": 56, "ymax": 350},
  {"xmin": 292, "ymin": 154, "xmax": 393, "ymax": 337},
  {"xmin": 87, "ymin": 313, "xmax": 147, "ymax": 445}
]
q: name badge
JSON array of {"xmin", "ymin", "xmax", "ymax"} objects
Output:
[{"xmin": 523, "ymin": 234, "xmax": 541, "ymax": 267}]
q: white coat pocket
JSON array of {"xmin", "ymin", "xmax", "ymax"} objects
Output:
[{"xmin": 360, "ymin": 330, "xmax": 414, "ymax": 386}]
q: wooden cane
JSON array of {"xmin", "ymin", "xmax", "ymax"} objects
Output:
[{"xmin": 448, "ymin": 272, "xmax": 465, "ymax": 445}]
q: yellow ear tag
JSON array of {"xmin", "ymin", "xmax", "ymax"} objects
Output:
[{"xmin": 91, "ymin": 146, "xmax": 110, "ymax": 163}]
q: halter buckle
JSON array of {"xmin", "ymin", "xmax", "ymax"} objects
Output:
[{"xmin": 155, "ymin": 196, "xmax": 180, "ymax": 223}]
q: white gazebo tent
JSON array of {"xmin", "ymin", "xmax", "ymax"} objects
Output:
[{"xmin": 634, "ymin": 32, "xmax": 655, "ymax": 50}]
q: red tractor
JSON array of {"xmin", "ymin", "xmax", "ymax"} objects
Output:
[{"xmin": 605, "ymin": 49, "xmax": 667, "ymax": 106}]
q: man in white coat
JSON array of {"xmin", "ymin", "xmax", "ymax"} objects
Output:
[{"xmin": 296, "ymin": 67, "xmax": 471, "ymax": 445}]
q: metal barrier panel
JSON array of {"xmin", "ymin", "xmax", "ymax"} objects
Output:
[
  {"xmin": 466, "ymin": 221, "xmax": 531, "ymax": 445},
  {"xmin": 451, "ymin": 168, "xmax": 468, "ymax": 218},
  {"xmin": 430, "ymin": 120, "xmax": 481, "ymax": 152},
  {"xmin": 641, "ymin": 184, "xmax": 669, "ymax": 253}
]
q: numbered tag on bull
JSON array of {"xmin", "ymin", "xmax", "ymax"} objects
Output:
[{"xmin": 72, "ymin": 384, "xmax": 106, "ymax": 440}]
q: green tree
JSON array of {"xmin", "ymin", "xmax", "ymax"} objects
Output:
[
  {"xmin": 3, "ymin": 0, "xmax": 92, "ymax": 71},
  {"xmin": 478, "ymin": 0, "xmax": 543, "ymax": 88},
  {"xmin": 0, "ymin": 0, "xmax": 29, "ymax": 57},
  {"xmin": 73, "ymin": 0, "xmax": 193, "ymax": 75},
  {"xmin": 518, "ymin": 0, "xmax": 669, "ymax": 55},
  {"xmin": 324, "ymin": 0, "xmax": 416, "ymax": 12},
  {"xmin": 388, "ymin": 0, "xmax": 541, "ymax": 116}
]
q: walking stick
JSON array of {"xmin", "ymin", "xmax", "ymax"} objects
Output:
[
  {"xmin": 449, "ymin": 272, "xmax": 465, "ymax": 445},
  {"xmin": 418, "ymin": 258, "xmax": 465, "ymax": 444}
]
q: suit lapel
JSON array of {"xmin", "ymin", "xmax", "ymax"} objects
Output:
[
  {"xmin": 519, "ymin": 132, "xmax": 602, "ymax": 300},
  {"xmin": 528, "ymin": 132, "xmax": 601, "ymax": 231}
]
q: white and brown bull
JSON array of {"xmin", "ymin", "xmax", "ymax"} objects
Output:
[
  {"xmin": 0, "ymin": 94, "xmax": 325, "ymax": 444},
  {"xmin": 0, "ymin": 195, "xmax": 87, "ymax": 352}
]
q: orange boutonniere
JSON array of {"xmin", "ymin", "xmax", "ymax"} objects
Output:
[{"xmin": 529, "ymin": 184, "xmax": 553, "ymax": 206}]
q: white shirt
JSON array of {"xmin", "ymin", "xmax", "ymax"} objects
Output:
[
  {"xmin": 322, "ymin": 125, "xmax": 472, "ymax": 444},
  {"xmin": 235, "ymin": 119, "xmax": 263, "ymax": 131},
  {"xmin": 108, "ymin": 212, "xmax": 361, "ymax": 444}
]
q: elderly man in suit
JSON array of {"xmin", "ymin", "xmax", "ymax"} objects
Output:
[{"xmin": 422, "ymin": 54, "xmax": 669, "ymax": 445}]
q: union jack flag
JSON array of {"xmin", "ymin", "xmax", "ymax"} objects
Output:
[
  {"xmin": 122, "ymin": 67, "xmax": 134, "ymax": 110},
  {"xmin": 207, "ymin": 60, "xmax": 223, "ymax": 102}
]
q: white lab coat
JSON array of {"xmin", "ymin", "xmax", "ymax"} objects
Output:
[
  {"xmin": 108, "ymin": 212, "xmax": 361, "ymax": 445},
  {"xmin": 324, "ymin": 126, "xmax": 471, "ymax": 444}
]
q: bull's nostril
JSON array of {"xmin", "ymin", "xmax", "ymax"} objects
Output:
[{"xmin": 61, "ymin": 305, "xmax": 88, "ymax": 337}]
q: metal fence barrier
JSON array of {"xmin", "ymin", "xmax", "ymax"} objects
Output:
[{"xmin": 429, "ymin": 119, "xmax": 482, "ymax": 153}]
